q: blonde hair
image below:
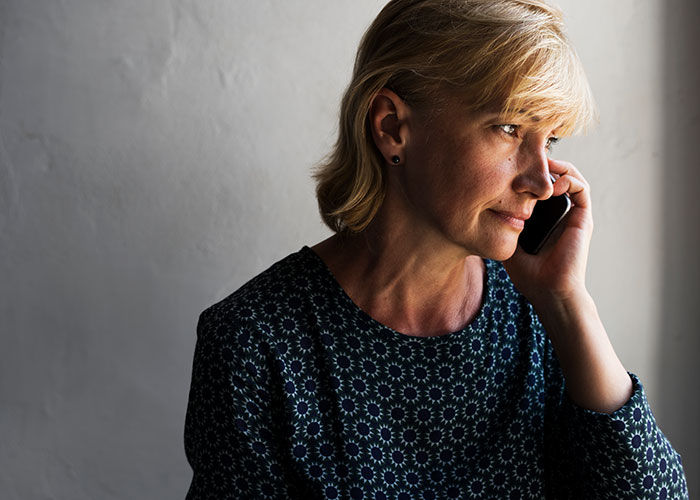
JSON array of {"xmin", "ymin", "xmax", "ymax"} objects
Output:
[{"xmin": 315, "ymin": 0, "xmax": 597, "ymax": 233}]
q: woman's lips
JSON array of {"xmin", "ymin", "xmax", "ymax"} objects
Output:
[{"xmin": 490, "ymin": 209, "xmax": 530, "ymax": 230}]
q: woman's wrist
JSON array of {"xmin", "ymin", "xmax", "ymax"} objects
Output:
[
  {"xmin": 529, "ymin": 283, "xmax": 591, "ymax": 318},
  {"xmin": 534, "ymin": 289, "xmax": 633, "ymax": 414}
]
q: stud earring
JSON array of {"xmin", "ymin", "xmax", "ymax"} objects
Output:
[{"xmin": 391, "ymin": 155, "xmax": 400, "ymax": 164}]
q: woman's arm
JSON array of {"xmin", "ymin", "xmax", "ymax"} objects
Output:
[
  {"xmin": 184, "ymin": 308, "xmax": 306, "ymax": 500},
  {"xmin": 507, "ymin": 157, "xmax": 688, "ymax": 497},
  {"xmin": 505, "ymin": 158, "xmax": 632, "ymax": 414},
  {"xmin": 530, "ymin": 288, "xmax": 632, "ymax": 413},
  {"xmin": 541, "ymin": 333, "xmax": 688, "ymax": 499}
]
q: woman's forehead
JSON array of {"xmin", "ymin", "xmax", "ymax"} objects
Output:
[{"xmin": 415, "ymin": 95, "xmax": 564, "ymax": 130}]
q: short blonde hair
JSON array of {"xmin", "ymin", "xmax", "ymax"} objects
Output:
[{"xmin": 315, "ymin": 0, "xmax": 597, "ymax": 233}]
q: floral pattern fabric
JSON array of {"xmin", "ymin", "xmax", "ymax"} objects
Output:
[{"xmin": 185, "ymin": 247, "xmax": 688, "ymax": 499}]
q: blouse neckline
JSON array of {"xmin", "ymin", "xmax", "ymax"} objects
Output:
[{"xmin": 300, "ymin": 245, "xmax": 494, "ymax": 344}]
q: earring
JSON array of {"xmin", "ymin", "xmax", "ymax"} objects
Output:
[{"xmin": 391, "ymin": 155, "xmax": 400, "ymax": 164}]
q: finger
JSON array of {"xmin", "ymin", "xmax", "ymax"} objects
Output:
[
  {"xmin": 548, "ymin": 158, "xmax": 586, "ymax": 184},
  {"xmin": 547, "ymin": 158, "xmax": 572, "ymax": 176},
  {"xmin": 552, "ymin": 173, "xmax": 590, "ymax": 208},
  {"xmin": 548, "ymin": 158, "xmax": 589, "ymax": 199}
]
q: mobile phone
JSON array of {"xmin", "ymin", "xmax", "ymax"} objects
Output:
[{"xmin": 518, "ymin": 175, "xmax": 571, "ymax": 255}]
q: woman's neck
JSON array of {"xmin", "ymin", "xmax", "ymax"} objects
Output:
[{"xmin": 311, "ymin": 220, "xmax": 485, "ymax": 337}]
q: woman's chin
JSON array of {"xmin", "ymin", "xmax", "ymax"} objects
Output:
[{"xmin": 484, "ymin": 238, "xmax": 519, "ymax": 262}]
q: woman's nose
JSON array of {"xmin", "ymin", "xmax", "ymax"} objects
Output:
[{"xmin": 513, "ymin": 147, "xmax": 554, "ymax": 200}]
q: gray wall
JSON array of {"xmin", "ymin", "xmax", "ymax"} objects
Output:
[
  {"xmin": 1, "ymin": 0, "xmax": 697, "ymax": 498},
  {"xmin": 659, "ymin": 0, "xmax": 700, "ymax": 493}
]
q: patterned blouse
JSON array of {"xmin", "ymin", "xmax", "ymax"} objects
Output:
[{"xmin": 184, "ymin": 247, "xmax": 688, "ymax": 499}]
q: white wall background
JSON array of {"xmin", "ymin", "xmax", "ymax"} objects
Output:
[{"xmin": 1, "ymin": 0, "xmax": 697, "ymax": 498}]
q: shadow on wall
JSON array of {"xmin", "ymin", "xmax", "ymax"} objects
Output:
[{"xmin": 660, "ymin": 0, "xmax": 700, "ymax": 495}]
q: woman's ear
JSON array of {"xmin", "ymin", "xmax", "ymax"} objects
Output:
[{"xmin": 368, "ymin": 88, "xmax": 409, "ymax": 165}]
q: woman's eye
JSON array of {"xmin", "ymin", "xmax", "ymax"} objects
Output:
[
  {"xmin": 498, "ymin": 124, "xmax": 519, "ymax": 136},
  {"xmin": 546, "ymin": 136, "xmax": 560, "ymax": 151}
]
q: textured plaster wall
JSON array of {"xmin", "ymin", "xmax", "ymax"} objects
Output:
[{"xmin": 0, "ymin": 0, "xmax": 697, "ymax": 498}]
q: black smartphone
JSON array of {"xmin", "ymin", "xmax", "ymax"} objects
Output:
[{"xmin": 518, "ymin": 176, "xmax": 571, "ymax": 255}]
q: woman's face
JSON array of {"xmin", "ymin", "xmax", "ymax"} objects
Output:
[{"xmin": 396, "ymin": 98, "xmax": 558, "ymax": 261}]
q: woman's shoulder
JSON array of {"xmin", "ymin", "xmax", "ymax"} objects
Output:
[
  {"xmin": 482, "ymin": 258, "xmax": 545, "ymax": 335},
  {"xmin": 196, "ymin": 247, "xmax": 324, "ymax": 342},
  {"xmin": 484, "ymin": 258, "xmax": 529, "ymax": 305}
]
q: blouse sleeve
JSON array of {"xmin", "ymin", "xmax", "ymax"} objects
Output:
[
  {"xmin": 183, "ymin": 309, "xmax": 312, "ymax": 500},
  {"xmin": 543, "ymin": 338, "xmax": 689, "ymax": 499}
]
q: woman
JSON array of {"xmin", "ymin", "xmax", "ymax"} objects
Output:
[{"xmin": 185, "ymin": 0, "xmax": 688, "ymax": 498}]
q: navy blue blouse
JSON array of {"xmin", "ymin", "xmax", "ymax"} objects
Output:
[{"xmin": 184, "ymin": 247, "xmax": 688, "ymax": 499}]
